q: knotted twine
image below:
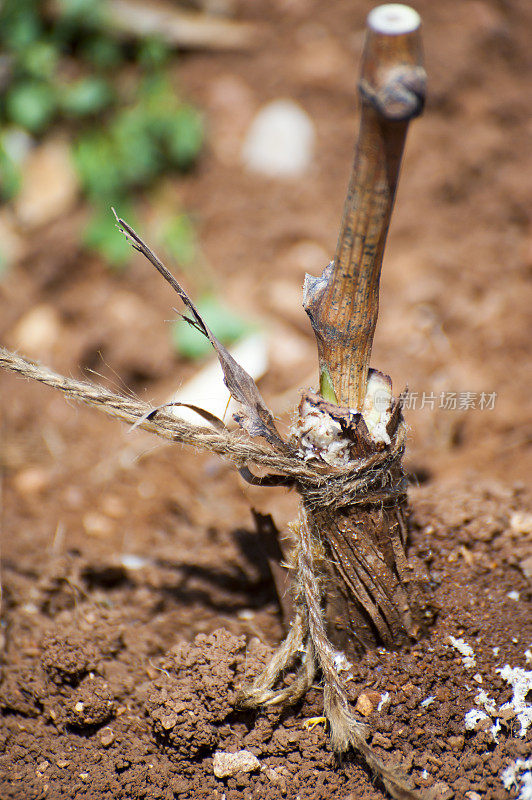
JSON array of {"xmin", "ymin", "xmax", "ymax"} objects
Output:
[{"xmin": 0, "ymin": 346, "xmax": 407, "ymax": 513}]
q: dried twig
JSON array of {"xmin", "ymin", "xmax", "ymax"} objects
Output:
[{"xmin": 113, "ymin": 211, "xmax": 290, "ymax": 454}]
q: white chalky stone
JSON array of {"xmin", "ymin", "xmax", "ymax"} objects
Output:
[
  {"xmin": 213, "ymin": 750, "xmax": 260, "ymax": 779},
  {"xmin": 242, "ymin": 99, "xmax": 315, "ymax": 178}
]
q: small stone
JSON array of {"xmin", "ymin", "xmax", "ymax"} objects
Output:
[
  {"xmin": 100, "ymin": 495, "xmax": 126, "ymax": 519},
  {"xmin": 519, "ymin": 556, "xmax": 532, "ymax": 581},
  {"xmin": 464, "ymin": 708, "xmax": 490, "ymax": 731},
  {"xmin": 498, "ymin": 704, "xmax": 516, "ymax": 722},
  {"xmin": 160, "ymin": 713, "xmax": 178, "ymax": 731},
  {"xmin": 10, "ymin": 305, "xmax": 61, "ymax": 357},
  {"xmin": 15, "ymin": 138, "xmax": 79, "ymax": 228},
  {"xmin": 355, "ymin": 692, "xmax": 375, "ymax": 716},
  {"xmin": 56, "ymin": 760, "xmax": 70, "ymax": 769},
  {"xmin": 119, "ymin": 554, "xmax": 148, "ymax": 570},
  {"xmin": 428, "ymin": 782, "xmax": 454, "ymax": 800},
  {"xmin": 83, "ymin": 512, "xmax": 113, "ymax": 538},
  {"xmin": 372, "ymin": 732, "xmax": 392, "ymax": 750},
  {"xmin": 213, "ymin": 750, "xmax": 260, "ymax": 779},
  {"xmin": 99, "ymin": 727, "xmax": 114, "ymax": 747},
  {"xmin": 264, "ymin": 766, "xmax": 288, "ymax": 793},
  {"xmin": 79, "ymin": 773, "xmax": 89, "ymax": 782},
  {"xmin": 447, "ymin": 735, "xmax": 465, "ymax": 751},
  {"xmin": 242, "ymin": 99, "xmax": 315, "ymax": 178},
  {"xmin": 510, "ymin": 511, "xmax": 532, "ymax": 535},
  {"xmin": 465, "ymin": 793, "xmax": 482, "ymax": 800},
  {"xmin": 13, "ymin": 467, "xmax": 50, "ymax": 496},
  {"xmin": 453, "ymin": 777, "xmax": 469, "ymax": 795}
]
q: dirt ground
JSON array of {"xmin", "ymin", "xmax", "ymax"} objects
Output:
[{"xmin": 1, "ymin": 1, "xmax": 531, "ymax": 798}]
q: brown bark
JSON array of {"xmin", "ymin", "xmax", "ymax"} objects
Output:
[
  {"xmin": 314, "ymin": 410, "xmax": 434, "ymax": 658},
  {"xmin": 302, "ymin": 8, "xmax": 433, "ymax": 655},
  {"xmin": 303, "ymin": 12, "xmax": 425, "ymax": 410},
  {"xmin": 290, "ymin": 387, "xmax": 434, "ymax": 658}
]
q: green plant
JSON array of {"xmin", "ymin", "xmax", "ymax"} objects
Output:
[
  {"xmin": 161, "ymin": 214, "xmax": 198, "ymax": 268},
  {"xmin": 83, "ymin": 206, "xmax": 136, "ymax": 270},
  {"xmin": 172, "ymin": 296, "xmax": 254, "ymax": 361},
  {"xmin": 5, "ymin": 81, "xmax": 57, "ymax": 134},
  {"xmin": 60, "ymin": 77, "xmax": 114, "ymax": 118},
  {"xmin": 0, "ymin": 139, "xmax": 22, "ymax": 201},
  {"xmin": 0, "ymin": 0, "xmax": 204, "ymax": 266}
]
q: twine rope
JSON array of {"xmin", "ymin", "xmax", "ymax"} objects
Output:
[{"xmin": 0, "ymin": 346, "xmax": 406, "ymax": 511}]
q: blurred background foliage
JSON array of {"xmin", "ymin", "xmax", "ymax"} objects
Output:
[
  {"xmin": 0, "ymin": 0, "xmax": 203, "ymax": 268},
  {"xmin": 0, "ymin": 0, "xmax": 252, "ymax": 358}
]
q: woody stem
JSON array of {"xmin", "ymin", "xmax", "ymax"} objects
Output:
[{"xmin": 304, "ymin": 4, "xmax": 426, "ymax": 409}]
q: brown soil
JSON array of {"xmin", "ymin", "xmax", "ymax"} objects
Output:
[{"xmin": 1, "ymin": 1, "xmax": 531, "ymax": 799}]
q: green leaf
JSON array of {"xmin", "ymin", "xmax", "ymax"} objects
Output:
[
  {"xmin": 319, "ymin": 366, "xmax": 338, "ymax": 404},
  {"xmin": 20, "ymin": 41, "xmax": 59, "ymax": 79},
  {"xmin": 165, "ymin": 105, "xmax": 203, "ymax": 169},
  {"xmin": 0, "ymin": 3, "xmax": 42, "ymax": 51},
  {"xmin": 5, "ymin": 81, "xmax": 56, "ymax": 133},
  {"xmin": 110, "ymin": 108, "xmax": 161, "ymax": 187},
  {"xmin": 60, "ymin": 77, "xmax": 113, "ymax": 117},
  {"xmin": 135, "ymin": 76, "xmax": 203, "ymax": 169},
  {"xmin": 138, "ymin": 72, "xmax": 172, "ymax": 108},
  {"xmin": 172, "ymin": 296, "xmax": 253, "ymax": 361},
  {"xmin": 72, "ymin": 133, "xmax": 125, "ymax": 200},
  {"xmin": 83, "ymin": 206, "xmax": 133, "ymax": 269},
  {"xmin": 137, "ymin": 37, "xmax": 170, "ymax": 69},
  {"xmin": 81, "ymin": 35, "xmax": 122, "ymax": 69},
  {"xmin": 0, "ymin": 143, "xmax": 22, "ymax": 201},
  {"xmin": 55, "ymin": 0, "xmax": 107, "ymax": 27}
]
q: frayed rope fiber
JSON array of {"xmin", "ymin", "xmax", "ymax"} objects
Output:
[{"xmin": 0, "ymin": 346, "xmax": 406, "ymax": 509}]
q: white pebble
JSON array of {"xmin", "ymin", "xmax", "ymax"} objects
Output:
[
  {"xmin": 464, "ymin": 708, "xmax": 490, "ymax": 731},
  {"xmin": 213, "ymin": 750, "xmax": 260, "ymax": 779},
  {"xmin": 497, "ymin": 665, "xmax": 532, "ymax": 737},
  {"xmin": 10, "ymin": 305, "xmax": 61, "ymax": 357},
  {"xmin": 447, "ymin": 635, "xmax": 476, "ymax": 669},
  {"xmin": 119, "ymin": 554, "xmax": 149, "ymax": 570},
  {"xmin": 420, "ymin": 696, "xmax": 435, "ymax": 708},
  {"xmin": 501, "ymin": 757, "xmax": 532, "ymax": 800},
  {"xmin": 242, "ymin": 99, "xmax": 315, "ymax": 178}
]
